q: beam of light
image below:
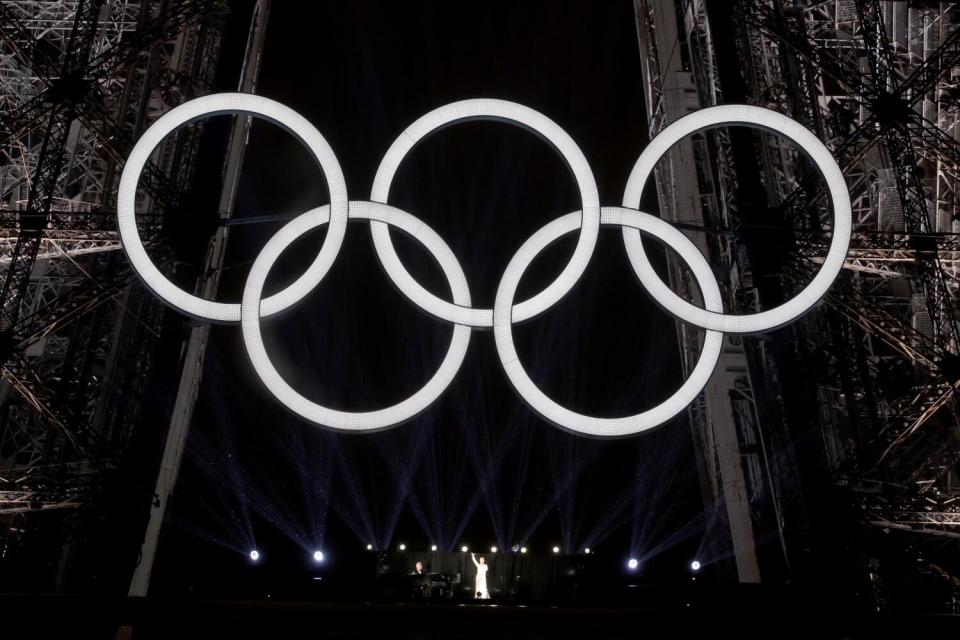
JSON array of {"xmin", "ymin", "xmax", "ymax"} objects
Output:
[
  {"xmin": 629, "ymin": 426, "xmax": 700, "ymax": 558},
  {"xmin": 518, "ymin": 442, "xmax": 599, "ymax": 547},
  {"xmin": 504, "ymin": 409, "xmax": 538, "ymax": 549},
  {"xmin": 636, "ymin": 509, "xmax": 711, "ymax": 565},
  {"xmin": 579, "ymin": 478, "xmax": 637, "ymax": 552},
  {"xmin": 283, "ymin": 423, "xmax": 333, "ymax": 556},
  {"xmin": 450, "ymin": 363, "xmax": 508, "ymax": 551},
  {"xmin": 249, "ymin": 549, "xmax": 260, "ymax": 561},
  {"xmin": 325, "ymin": 434, "xmax": 378, "ymax": 548},
  {"xmin": 313, "ymin": 550, "xmax": 325, "ymax": 563},
  {"xmin": 167, "ymin": 491, "xmax": 254, "ymax": 558},
  {"xmin": 627, "ymin": 558, "xmax": 639, "ymax": 570},
  {"xmin": 690, "ymin": 560, "xmax": 701, "ymax": 572},
  {"xmin": 376, "ymin": 423, "xmax": 433, "ymax": 552}
]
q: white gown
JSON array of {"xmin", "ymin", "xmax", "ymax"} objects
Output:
[{"xmin": 471, "ymin": 557, "xmax": 489, "ymax": 599}]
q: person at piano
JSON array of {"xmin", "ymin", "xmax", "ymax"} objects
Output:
[{"xmin": 470, "ymin": 552, "xmax": 490, "ymax": 599}]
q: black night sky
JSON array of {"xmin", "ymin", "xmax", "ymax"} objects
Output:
[{"xmin": 149, "ymin": 0, "xmax": 712, "ymax": 596}]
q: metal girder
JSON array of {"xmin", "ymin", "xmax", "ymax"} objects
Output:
[
  {"xmin": 0, "ymin": 0, "xmax": 227, "ymax": 520},
  {"xmin": 0, "ymin": 0, "xmax": 105, "ymax": 334}
]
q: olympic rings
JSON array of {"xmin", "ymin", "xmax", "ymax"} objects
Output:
[
  {"xmin": 492, "ymin": 207, "xmax": 723, "ymax": 437},
  {"xmin": 370, "ymin": 99, "xmax": 601, "ymax": 327},
  {"xmin": 118, "ymin": 93, "xmax": 349, "ymax": 322},
  {"xmin": 241, "ymin": 201, "xmax": 472, "ymax": 432},
  {"xmin": 621, "ymin": 104, "xmax": 851, "ymax": 333},
  {"xmin": 118, "ymin": 95, "xmax": 851, "ymax": 435}
]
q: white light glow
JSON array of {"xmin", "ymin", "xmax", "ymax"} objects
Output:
[
  {"xmin": 431, "ymin": 545, "xmax": 438, "ymax": 551},
  {"xmin": 370, "ymin": 99, "xmax": 600, "ymax": 327},
  {"xmin": 490, "ymin": 546, "xmax": 497, "ymax": 553},
  {"xmin": 493, "ymin": 208, "xmax": 723, "ymax": 437},
  {"xmin": 520, "ymin": 547, "xmax": 528, "ymax": 554},
  {"xmin": 461, "ymin": 546, "xmax": 468, "ymax": 553},
  {"xmin": 627, "ymin": 558, "xmax": 639, "ymax": 570},
  {"xmin": 249, "ymin": 550, "xmax": 260, "ymax": 561},
  {"xmin": 398, "ymin": 544, "xmax": 406, "ymax": 551},
  {"xmin": 552, "ymin": 546, "xmax": 560, "ymax": 554},
  {"xmin": 119, "ymin": 95, "xmax": 850, "ymax": 439},
  {"xmin": 621, "ymin": 104, "xmax": 851, "ymax": 333},
  {"xmin": 691, "ymin": 560, "xmax": 701, "ymax": 572},
  {"xmin": 117, "ymin": 93, "xmax": 349, "ymax": 322},
  {"xmin": 584, "ymin": 548, "xmax": 591, "ymax": 554},
  {"xmin": 366, "ymin": 544, "xmax": 373, "ymax": 551},
  {"xmin": 313, "ymin": 551, "xmax": 324, "ymax": 563},
  {"xmin": 240, "ymin": 201, "xmax": 471, "ymax": 431}
]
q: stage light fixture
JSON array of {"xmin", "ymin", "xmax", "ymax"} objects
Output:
[
  {"xmin": 313, "ymin": 551, "xmax": 324, "ymax": 563},
  {"xmin": 584, "ymin": 548, "xmax": 591, "ymax": 554},
  {"xmin": 490, "ymin": 546, "xmax": 497, "ymax": 553},
  {"xmin": 691, "ymin": 560, "xmax": 701, "ymax": 572},
  {"xmin": 366, "ymin": 544, "xmax": 373, "ymax": 550},
  {"xmin": 249, "ymin": 550, "xmax": 260, "ymax": 562},
  {"xmin": 431, "ymin": 545, "xmax": 438, "ymax": 551},
  {"xmin": 627, "ymin": 558, "xmax": 639, "ymax": 570},
  {"xmin": 552, "ymin": 546, "xmax": 560, "ymax": 554},
  {"xmin": 520, "ymin": 547, "xmax": 528, "ymax": 554},
  {"xmin": 461, "ymin": 545, "xmax": 468, "ymax": 553},
  {"xmin": 398, "ymin": 543, "xmax": 406, "ymax": 551}
]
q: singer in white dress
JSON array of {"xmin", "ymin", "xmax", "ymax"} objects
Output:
[{"xmin": 470, "ymin": 552, "xmax": 490, "ymax": 599}]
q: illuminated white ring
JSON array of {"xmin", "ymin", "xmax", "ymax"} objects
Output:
[
  {"xmin": 370, "ymin": 99, "xmax": 600, "ymax": 327},
  {"xmin": 118, "ymin": 93, "xmax": 349, "ymax": 322},
  {"xmin": 240, "ymin": 200, "xmax": 471, "ymax": 432},
  {"xmin": 493, "ymin": 206, "xmax": 723, "ymax": 437},
  {"xmin": 622, "ymin": 104, "xmax": 851, "ymax": 333}
]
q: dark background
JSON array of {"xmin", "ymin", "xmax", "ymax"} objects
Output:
[{"xmin": 148, "ymin": 0, "xmax": 712, "ymax": 598}]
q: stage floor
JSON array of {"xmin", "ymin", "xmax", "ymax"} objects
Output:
[{"xmin": 2, "ymin": 593, "xmax": 958, "ymax": 638}]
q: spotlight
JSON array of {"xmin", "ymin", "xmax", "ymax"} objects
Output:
[
  {"xmin": 249, "ymin": 550, "xmax": 260, "ymax": 562},
  {"xmin": 627, "ymin": 558, "xmax": 639, "ymax": 570},
  {"xmin": 366, "ymin": 544, "xmax": 373, "ymax": 550},
  {"xmin": 584, "ymin": 548, "xmax": 591, "ymax": 554},
  {"xmin": 398, "ymin": 543, "xmax": 406, "ymax": 551},
  {"xmin": 461, "ymin": 545, "xmax": 468, "ymax": 553},
  {"xmin": 490, "ymin": 546, "xmax": 497, "ymax": 553},
  {"xmin": 552, "ymin": 546, "xmax": 560, "ymax": 554},
  {"xmin": 430, "ymin": 545, "xmax": 437, "ymax": 552},
  {"xmin": 313, "ymin": 550, "xmax": 324, "ymax": 563},
  {"xmin": 520, "ymin": 546, "xmax": 528, "ymax": 554},
  {"xmin": 690, "ymin": 560, "xmax": 701, "ymax": 572}
]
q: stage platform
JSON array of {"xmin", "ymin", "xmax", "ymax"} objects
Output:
[{"xmin": 2, "ymin": 591, "xmax": 958, "ymax": 638}]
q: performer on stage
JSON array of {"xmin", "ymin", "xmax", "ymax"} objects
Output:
[{"xmin": 470, "ymin": 552, "xmax": 489, "ymax": 599}]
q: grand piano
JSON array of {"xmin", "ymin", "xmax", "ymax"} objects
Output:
[{"xmin": 407, "ymin": 571, "xmax": 460, "ymax": 600}]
